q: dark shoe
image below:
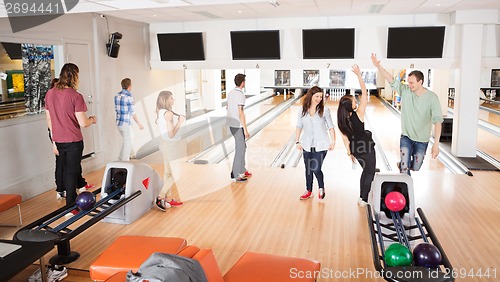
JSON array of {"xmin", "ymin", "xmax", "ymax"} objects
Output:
[
  {"xmin": 318, "ymin": 188, "xmax": 325, "ymax": 199},
  {"xmin": 155, "ymin": 197, "xmax": 170, "ymax": 211},
  {"xmin": 232, "ymin": 177, "xmax": 247, "ymax": 182}
]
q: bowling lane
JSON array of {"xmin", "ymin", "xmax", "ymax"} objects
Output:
[{"xmin": 177, "ymin": 94, "xmax": 294, "ymax": 160}]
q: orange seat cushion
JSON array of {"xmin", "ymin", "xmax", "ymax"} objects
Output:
[
  {"xmin": 0, "ymin": 194, "xmax": 22, "ymax": 213},
  {"xmin": 193, "ymin": 249, "xmax": 224, "ymax": 282},
  {"xmin": 104, "ymin": 271, "xmax": 127, "ymax": 282},
  {"xmin": 223, "ymin": 252, "xmax": 321, "ymax": 282},
  {"xmin": 89, "ymin": 236, "xmax": 187, "ymax": 281}
]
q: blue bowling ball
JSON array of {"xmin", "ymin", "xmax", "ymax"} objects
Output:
[
  {"xmin": 413, "ymin": 243, "xmax": 442, "ymax": 268},
  {"xmin": 76, "ymin": 191, "xmax": 96, "ymax": 211}
]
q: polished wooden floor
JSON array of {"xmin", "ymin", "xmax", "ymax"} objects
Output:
[{"xmin": 2, "ymin": 95, "xmax": 499, "ymax": 282}]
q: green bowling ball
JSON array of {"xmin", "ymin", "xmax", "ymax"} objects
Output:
[{"xmin": 384, "ymin": 243, "xmax": 413, "ymax": 267}]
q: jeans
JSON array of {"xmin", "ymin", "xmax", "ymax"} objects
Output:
[
  {"xmin": 354, "ymin": 150, "xmax": 376, "ymax": 202},
  {"xmin": 303, "ymin": 149, "xmax": 327, "ymax": 191},
  {"xmin": 54, "ymin": 153, "xmax": 87, "ymax": 193},
  {"xmin": 230, "ymin": 127, "xmax": 247, "ymax": 178},
  {"xmin": 55, "ymin": 141, "xmax": 84, "ymax": 207},
  {"xmin": 400, "ymin": 135, "xmax": 428, "ymax": 175},
  {"xmin": 118, "ymin": 125, "xmax": 132, "ymax": 161}
]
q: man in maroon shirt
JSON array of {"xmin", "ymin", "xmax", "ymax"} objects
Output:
[{"xmin": 45, "ymin": 63, "xmax": 97, "ymax": 216}]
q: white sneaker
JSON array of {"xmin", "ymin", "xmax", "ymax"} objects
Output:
[
  {"xmin": 357, "ymin": 198, "xmax": 368, "ymax": 207},
  {"xmin": 28, "ymin": 266, "xmax": 68, "ymax": 282},
  {"xmin": 48, "ymin": 266, "xmax": 68, "ymax": 282},
  {"xmin": 56, "ymin": 191, "xmax": 66, "ymax": 200},
  {"xmin": 27, "ymin": 267, "xmax": 43, "ymax": 282}
]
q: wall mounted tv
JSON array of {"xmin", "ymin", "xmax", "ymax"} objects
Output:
[
  {"xmin": 157, "ymin": 32, "xmax": 205, "ymax": 61},
  {"xmin": 230, "ymin": 30, "xmax": 280, "ymax": 60},
  {"xmin": 387, "ymin": 26, "xmax": 445, "ymax": 58},
  {"xmin": 302, "ymin": 28, "xmax": 355, "ymax": 59}
]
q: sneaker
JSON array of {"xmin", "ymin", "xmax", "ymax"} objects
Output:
[
  {"xmin": 167, "ymin": 199, "xmax": 183, "ymax": 207},
  {"xmin": 27, "ymin": 267, "xmax": 43, "ymax": 282},
  {"xmin": 357, "ymin": 198, "xmax": 368, "ymax": 208},
  {"xmin": 318, "ymin": 188, "xmax": 325, "ymax": 199},
  {"xmin": 396, "ymin": 162, "xmax": 401, "ymax": 171},
  {"xmin": 300, "ymin": 191, "xmax": 313, "ymax": 200},
  {"xmin": 56, "ymin": 191, "xmax": 66, "ymax": 200},
  {"xmin": 65, "ymin": 209, "xmax": 79, "ymax": 217},
  {"xmin": 243, "ymin": 171, "xmax": 252, "ymax": 177},
  {"xmin": 155, "ymin": 197, "xmax": 171, "ymax": 211},
  {"xmin": 78, "ymin": 183, "xmax": 95, "ymax": 193},
  {"xmin": 231, "ymin": 177, "xmax": 247, "ymax": 182},
  {"xmin": 48, "ymin": 265, "xmax": 68, "ymax": 282}
]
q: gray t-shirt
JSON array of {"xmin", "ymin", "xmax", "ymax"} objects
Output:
[{"xmin": 226, "ymin": 87, "xmax": 245, "ymax": 128}]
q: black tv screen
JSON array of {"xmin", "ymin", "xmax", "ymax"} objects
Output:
[
  {"xmin": 1, "ymin": 42, "xmax": 22, "ymax": 60},
  {"xmin": 387, "ymin": 26, "xmax": 445, "ymax": 58},
  {"xmin": 230, "ymin": 30, "xmax": 280, "ymax": 60},
  {"xmin": 157, "ymin": 32, "xmax": 205, "ymax": 61},
  {"xmin": 302, "ymin": 29, "xmax": 355, "ymax": 59}
]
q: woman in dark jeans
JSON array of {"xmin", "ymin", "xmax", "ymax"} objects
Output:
[
  {"xmin": 295, "ymin": 86, "xmax": 336, "ymax": 200},
  {"xmin": 337, "ymin": 64, "xmax": 376, "ymax": 207}
]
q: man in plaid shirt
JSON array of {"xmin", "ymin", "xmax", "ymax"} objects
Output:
[{"xmin": 114, "ymin": 78, "xmax": 144, "ymax": 161}]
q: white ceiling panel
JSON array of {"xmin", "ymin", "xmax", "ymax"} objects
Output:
[{"xmin": 0, "ymin": 0, "xmax": 498, "ymax": 23}]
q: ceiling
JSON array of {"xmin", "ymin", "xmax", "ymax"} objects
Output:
[{"xmin": 1, "ymin": 0, "xmax": 499, "ymax": 24}]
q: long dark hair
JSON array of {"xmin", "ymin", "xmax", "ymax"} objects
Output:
[
  {"xmin": 301, "ymin": 86, "xmax": 324, "ymax": 117},
  {"xmin": 56, "ymin": 63, "xmax": 79, "ymax": 90},
  {"xmin": 337, "ymin": 94, "xmax": 355, "ymax": 136}
]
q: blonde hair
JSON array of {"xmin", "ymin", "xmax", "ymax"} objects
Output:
[{"xmin": 155, "ymin": 91, "xmax": 173, "ymax": 124}]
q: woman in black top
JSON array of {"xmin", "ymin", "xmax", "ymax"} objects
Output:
[{"xmin": 337, "ymin": 65, "xmax": 376, "ymax": 207}]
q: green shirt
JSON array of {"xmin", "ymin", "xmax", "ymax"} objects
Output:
[{"xmin": 390, "ymin": 79, "xmax": 443, "ymax": 142}]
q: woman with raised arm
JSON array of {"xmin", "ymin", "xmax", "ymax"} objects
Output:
[{"xmin": 337, "ymin": 64, "xmax": 376, "ymax": 207}]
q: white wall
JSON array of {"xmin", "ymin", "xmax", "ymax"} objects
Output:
[{"xmin": 149, "ymin": 13, "xmax": 499, "ymax": 86}]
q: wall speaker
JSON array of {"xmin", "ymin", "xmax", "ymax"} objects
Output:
[
  {"xmin": 107, "ymin": 42, "xmax": 120, "ymax": 58},
  {"xmin": 106, "ymin": 32, "xmax": 123, "ymax": 58}
]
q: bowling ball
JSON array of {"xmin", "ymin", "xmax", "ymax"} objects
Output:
[
  {"xmin": 384, "ymin": 243, "xmax": 412, "ymax": 267},
  {"xmin": 384, "ymin": 191, "xmax": 406, "ymax": 212},
  {"xmin": 76, "ymin": 191, "xmax": 96, "ymax": 211},
  {"xmin": 413, "ymin": 243, "xmax": 442, "ymax": 268}
]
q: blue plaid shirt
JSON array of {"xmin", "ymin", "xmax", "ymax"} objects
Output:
[{"xmin": 114, "ymin": 89, "xmax": 135, "ymax": 126}]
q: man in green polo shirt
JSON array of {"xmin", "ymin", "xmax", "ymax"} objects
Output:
[{"xmin": 371, "ymin": 53, "xmax": 443, "ymax": 175}]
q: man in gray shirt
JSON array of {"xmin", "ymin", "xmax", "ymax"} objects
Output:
[{"xmin": 227, "ymin": 73, "xmax": 252, "ymax": 182}]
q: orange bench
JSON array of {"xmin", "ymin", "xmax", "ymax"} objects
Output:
[
  {"xmin": 102, "ymin": 243, "xmax": 320, "ymax": 282},
  {"xmin": 89, "ymin": 236, "xmax": 187, "ymax": 281},
  {"xmin": 0, "ymin": 194, "xmax": 22, "ymax": 227}
]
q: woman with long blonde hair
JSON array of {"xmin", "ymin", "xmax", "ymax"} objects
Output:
[{"xmin": 154, "ymin": 91, "xmax": 185, "ymax": 210}]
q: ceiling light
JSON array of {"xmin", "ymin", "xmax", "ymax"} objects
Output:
[
  {"xmin": 368, "ymin": 4, "xmax": 384, "ymax": 14},
  {"xmin": 269, "ymin": 1, "xmax": 279, "ymax": 8}
]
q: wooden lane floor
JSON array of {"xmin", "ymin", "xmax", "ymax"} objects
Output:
[{"xmin": 2, "ymin": 95, "xmax": 500, "ymax": 281}]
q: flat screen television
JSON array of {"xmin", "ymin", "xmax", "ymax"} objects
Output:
[
  {"xmin": 1, "ymin": 42, "xmax": 22, "ymax": 60},
  {"xmin": 157, "ymin": 32, "xmax": 205, "ymax": 61},
  {"xmin": 230, "ymin": 30, "xmax": 280, "ymax": 60},
  {"xmin": 387, "ymin": 26, "xmax": 445, "ymax": 58},
  {"xmin": 302, "ymin": 28, "xmax": 355, "ymax": 59}
]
